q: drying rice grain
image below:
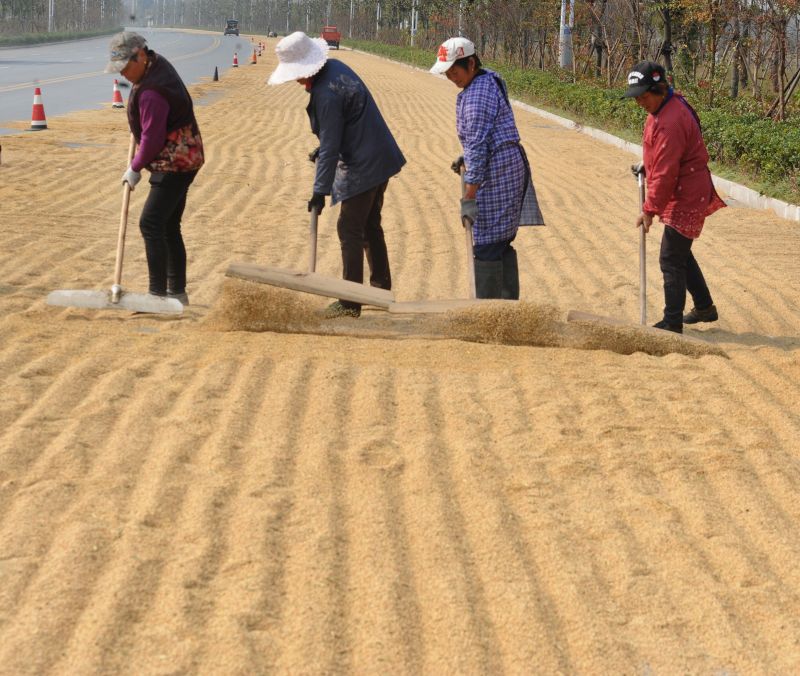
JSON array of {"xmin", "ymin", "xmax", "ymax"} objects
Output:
[{"xmin": 206, "ymin": 279, "xmax": 323, "ymax": 333}]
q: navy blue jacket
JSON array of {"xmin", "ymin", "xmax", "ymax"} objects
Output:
[{"xmin": 307, "ymin": 59, "xmax": 405, "ymax": 204}]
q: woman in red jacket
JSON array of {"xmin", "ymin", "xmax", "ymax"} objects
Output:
[{"xmin": 624, "ymin": 61, "xmax": 726, "ymax": 333}]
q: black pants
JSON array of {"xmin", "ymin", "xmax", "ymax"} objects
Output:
[
  {"xmin": 139, "ymin": 171, "xmax": 197, "ymax": 296},
  {"xmin": 659, "ymin": 225, "xmax": 713, "ymax": 325},
  {"xmin": 336, "ymin": 181, "xmax": 391, "ymax": 310},
  {"xmin": 473, "ymin": 239, "xmax": 513, "ymax": 262}
]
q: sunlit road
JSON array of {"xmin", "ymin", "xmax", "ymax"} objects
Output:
[{"xmin": 0, "ymin": 28, "xmax": 251, "ymax": 133}]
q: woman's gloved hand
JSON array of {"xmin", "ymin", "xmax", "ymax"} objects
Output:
[
  {"xmin": 460, "ymin": 198, "xmax": 478, "ymax": 226},
  {"xmin": 122, "ymin": 167, "xmax": 141, "ymax": 190},
  {"xmin": 308, "ymin": 192, "xmax": 325, "ymax": 214}
]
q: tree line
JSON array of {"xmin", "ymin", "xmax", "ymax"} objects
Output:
[
  {"xmin": 149, "ymin": 0, "xmax": 800, "ymax": 116},
  {"xmin": 4, "ymin": 0, "xmax": 798, "ymax": 116},
  {"xmin": 1, "ymin": 0, "xmax": 123, "ymax": 32}
]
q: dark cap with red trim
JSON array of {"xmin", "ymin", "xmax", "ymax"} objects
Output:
[{"xmin": 623, "ymin": 61, "xmax": 667, "ymax": 97}]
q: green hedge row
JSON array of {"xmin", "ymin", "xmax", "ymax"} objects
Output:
[
  {"xmin": 0, "ymin": 27, "xmax": 121, "ymax": 47},
  {"xmin": 348, "ymin": 39, "xmax": 800, "ymax": 203}
]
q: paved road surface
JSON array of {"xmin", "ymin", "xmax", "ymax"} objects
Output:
[{"xmin": 0, "ymin": 28, "xmax": 251, "ymax": 134}]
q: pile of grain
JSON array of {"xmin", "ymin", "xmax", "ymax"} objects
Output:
[
  {"xmin": 564, "ymin": 315, "xmax": 728, "ymax": 358},
  {"xmin": 206, "ymin": 279, "xmax": 323, "ymax": 333},
  {"xmin": 441, "ymin": 301, "xmax": 727, "ymax": 358},
  {"xmin": 207, "ymin": 284, "xmax": 726, "ymax": 359},
  {"xmin": 441, "ymin": 301, "xmax": 563, "ymax": 347}
]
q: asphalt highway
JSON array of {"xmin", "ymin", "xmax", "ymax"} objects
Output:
[{"xmin": 0, "ymin": 28, "xmax": 251, "ymax": 134}]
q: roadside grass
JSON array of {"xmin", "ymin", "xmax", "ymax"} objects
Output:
[
  {"xmin": 347, "ymin": 39, "xmax": 800, "ymax": 206},
  {"xmin": 0, "ymin": 27, "xmax": 121, "ymax": 48}
]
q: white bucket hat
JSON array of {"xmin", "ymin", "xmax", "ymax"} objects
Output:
[
  {"xmin": 268, "ymin": 31, "xmax": 330, "ymax": 85},
  {"xmin": 430, "ymin": 37, "xmax": 475, "ymax": 75}
]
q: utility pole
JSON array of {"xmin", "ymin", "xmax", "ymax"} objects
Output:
[
  {"xmin": 458, "ymin": 0, "xmax": 463, "ymax": 37},
  {"xmin": 410, "ymin": 0, "xmax": 418, "ymax": 46},
  {"xmin": 559, "ymin": 0, "xmax": 574, "ymax": 68},
  {"xmin": 286, "ymin": 0, "xmax": 290, "ymax": 33},
  {"xmin": 376, "ymin": 0, "xmax": 381, "ymax": 36},
  {"xmin": 48, "ymin": 0, "xmax": 54, "ymax": 31},
  {"xmin": 306, "ymin": 1, "xmax": 310, "ymax": 32},
  {"xmin": 349, "ymin": 0, "xmax": 354, "ymax": 38}
]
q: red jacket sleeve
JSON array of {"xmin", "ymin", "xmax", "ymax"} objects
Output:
[{"xmin": 643, "ymin": 115, "xmax": 687, "ymax": 215}]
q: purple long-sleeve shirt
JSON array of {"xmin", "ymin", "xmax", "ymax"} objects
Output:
[{"xmin": 131, "ymin": 89, "xmax": 169, "ymax": 172}]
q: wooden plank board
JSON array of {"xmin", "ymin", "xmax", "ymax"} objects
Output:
[
  {"xmin": 226, "ymin": 263, "xmax": 394, "ymax": 308},
  {"xmin": 388, "ymin": 299, "xmax": 516, "ymax": 314}
]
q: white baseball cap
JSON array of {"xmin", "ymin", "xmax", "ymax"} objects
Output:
[
  {"xmin": 430, "ymin": 37, "xmax": 476, "ymax": 75},
  {"xmin": 105, "ymin": 31, "xmax": 147, "ymax": 73}
]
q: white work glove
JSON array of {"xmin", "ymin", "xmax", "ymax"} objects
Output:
[{"xmin": 122, "ymin": 167, "xmax": 141, "ymax": 190}]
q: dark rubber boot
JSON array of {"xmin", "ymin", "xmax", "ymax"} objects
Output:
[
  {"xmin": 474, "ymin": 259, "xmax": 504, "ymax": 299},
  {"xmin": 501, "ymin": 246, "xmax": 520, "ymax": 300}
]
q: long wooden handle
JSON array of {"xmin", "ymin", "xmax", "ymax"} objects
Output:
[
  {"xmin": 112, "ymin": 135, "xmax": 137, "ymax": 300},
  {"xmin": 459, "ymin": 166, "xmax": 476, "ymax": 299},
  {"xmin": 309, "ymin": 207, "xmax": 318, "ymax": 273},
  {"xmin": 637, "ymin": 173, "xmax": 646, "ymax": 325},
  {"xmin": 464, "ymin": 224, "xmax": 476, "ymax": 299}
]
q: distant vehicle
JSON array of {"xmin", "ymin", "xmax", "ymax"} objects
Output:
[
  {"xmin": 321, "ymin": 25, "xmax": 341, "ymax": 49},
  {"xmin": 224, "ymin": 19, "xmax": 239, "ymax": 36}
]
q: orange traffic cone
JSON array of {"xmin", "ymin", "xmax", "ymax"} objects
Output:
[
  {"xmin": 250, "ymin": 48, "xmax": 257, "ymax": 65},
  {"xmin": 111, "ymin": 79, "xmax": 125, "ymax": 108},
  {"xmin": 232, "ymin": 52, "xmax": 239, "ymax": 67},
  {"xmin": 31, "ymin": 87, "xmax": 47, "ymax": 130}
]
